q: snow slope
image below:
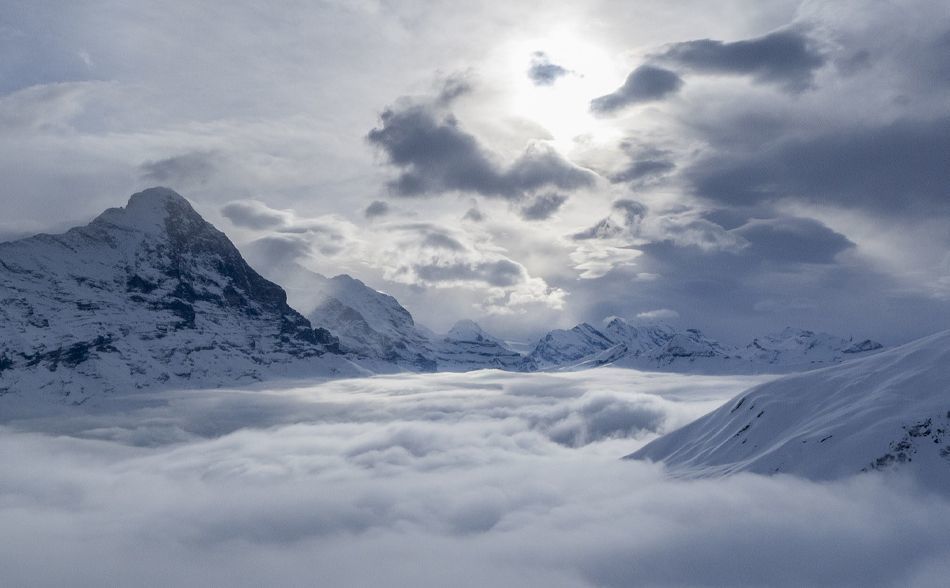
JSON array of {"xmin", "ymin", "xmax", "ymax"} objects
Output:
[
  {"xmin": 0, "ymin": 188, "xmax": 359, "ymax": 402},
  {"xmin": 628, "ymin": 330, "xmax": 950, "ymax": 489}
]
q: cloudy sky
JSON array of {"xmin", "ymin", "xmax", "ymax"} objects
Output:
[{"xmin": 2, "ymin": 0, "xmax": 948, "ymax": 343}]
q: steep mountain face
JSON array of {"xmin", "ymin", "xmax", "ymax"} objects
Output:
[
  {"xmin": 282, "ymin": 266, "xmax": 523, "ymax": 372},
  {"xmin": 294, "ymin": 268, "xmax": 435, "ymax": 371},
  {"xmin": 628, "ymin": 330, "xmax": 950, "ymax": 491},
  {"xmin": 526, "ymin": 319, "xmax": 883, "ymax": 373},
  {"xmin": 0, "ymin": 188, "xmax": 354, "ymax": 401}
]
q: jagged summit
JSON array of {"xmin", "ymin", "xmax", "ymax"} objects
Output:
[
  {"xmin": 446, "ymin": 319, "xmax": 496, "ymax": 343},
  {"xmin": 88, "ymin": 187, "xmax": 198, "ymax": 235}
]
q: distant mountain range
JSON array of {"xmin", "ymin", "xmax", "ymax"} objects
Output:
[
  {"xmin": 526, "ymin": 320, "xmax": 882, "ymax": 374},
  {"xmin": 0, "ymin": 188, "xmax": 885, "ymax": 401}
]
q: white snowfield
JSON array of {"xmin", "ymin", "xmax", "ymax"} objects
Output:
[{"xmin": 629, "ymin": 330, "xmax": 950, "ymax": 489}]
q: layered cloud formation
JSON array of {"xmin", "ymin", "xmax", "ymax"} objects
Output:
[{"xmin": 2, "ymin": 370, "xmax": 949, "ymax": 586}]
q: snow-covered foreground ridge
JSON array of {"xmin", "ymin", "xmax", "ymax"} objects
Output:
[{"xmin": 629, "ymin": 330, "xmax": 950, "ymax": 489}]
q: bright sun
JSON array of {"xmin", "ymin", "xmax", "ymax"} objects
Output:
[{"xmin": 504, "ymin": 33, "xmax": 626, "ymax": 153}]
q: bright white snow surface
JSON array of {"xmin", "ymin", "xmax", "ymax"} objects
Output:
[
  {"xmin": 631, "ymin": 330, "xmax": 950, "ymax": 489},
  {"xmin": 2, "ymin": 368, "xmax": 950, "ymax": 587}
]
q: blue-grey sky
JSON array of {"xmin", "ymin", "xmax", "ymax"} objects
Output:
[{"xmin": 1, "ymin": 0, "xmax": 948, "ymax": 343}]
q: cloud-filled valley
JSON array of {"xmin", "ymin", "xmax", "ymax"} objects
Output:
[
  {"xmin": 3, "ymin": 369, "xmax": 949, "ymax": 587},
  {"xmin": 3, "ymin": 1, "xmax": 950, "ymax": 586}
]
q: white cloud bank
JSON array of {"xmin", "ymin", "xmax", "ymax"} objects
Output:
[{"xmin": 1, "ymin": 369, "xmax": 949, "ymax": 587}]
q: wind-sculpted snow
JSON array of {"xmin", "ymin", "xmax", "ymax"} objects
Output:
[
  {"xmin": 2, "ymin": 368, "xmax": 950, "ymax": 587},
  {"xmin": 631, "ymin": 330, "xmax": 950, "ymax": 489}
]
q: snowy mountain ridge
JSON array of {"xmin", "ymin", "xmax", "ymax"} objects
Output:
[
  {"xmin": 0, "ymin": 188, "xmax": 361, "ymax": 402},
  {"xmin": 269, "ymin": 263, "xmax": 524, "ymax": 372},
  {"xmin": 525, "ymin": 318, "xmax": 882, "ymax": 374},
  {"xmin": 628, "ymin": 330, "xmax": 950, "ymax": 491}
]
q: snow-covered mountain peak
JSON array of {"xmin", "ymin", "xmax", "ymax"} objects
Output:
[
  {"xmin": 0, "ymin": 188, "xmax": 351, "ymax": 401},
  {"xmin": 90, "ymin": 186, "xmax": 198, "ymax": 235},
  {"xmin": 446, "ymin": 319, "xmax": 494, "ymax": 343}
]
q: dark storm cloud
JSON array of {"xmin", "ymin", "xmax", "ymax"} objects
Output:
[
  {"xmin": 140, "ymin": 151, "xmax": 218, "ymax": 185},
  {"xmin": 527, "ymin": 51, "xmax": 569, "ymax": 86},
  {"xmin": 733, "ymin": 217, "xmax": 854, "ymax": 264},
  {"xmin": 364, "ymin": 200, "xmax": 390, "ymax": 219},
  {"xmin": 221, "ymin": 200, "xmax": 287, "ymax": 229},
  {"xmin": 415, "ymin": 259, "xmax": 526, "ymax": 287},
  {"xmin": 613, "ymin": 199, "xmax": 649, "ymax": 224},
  {"xmin": 655, "ymin": 29, "xmax": 826, "ymax": 92},
  {"xmin": 688, "ymin": 116, "xmax": 950, "ymax": 216},
  {"xmin": 611, "ymin": 158, "xmax": 675, "ymax": 183},
  {"xmin": 367, "ymin": 104, "xmax": 595, "ymax": 199},
  {"xmin": 519, "ymin": 192, "xmax": 567, "ymax": 220},
  {"xmin": 590, "ymin": 65, "xmax": 683, "ymax": 114},
  {"xmin": 610, "ymin": 145, "xmax": 677, "ymax": 184}
]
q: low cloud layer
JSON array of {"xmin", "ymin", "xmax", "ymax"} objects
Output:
[{"xmin": 2, "ymin": 370, "xmax": 948, "ymax": 587}]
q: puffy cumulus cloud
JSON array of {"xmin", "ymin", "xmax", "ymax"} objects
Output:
[
  {"xmin": 367, "ymin": 99, "xmax": 595, "ymax": 199},
  {"xmin": 1, "ymin": 370, "xmax": 949, "ymax": 587},
  {"xmin": 590, "ymin": 65, "xmax": 683, "ymax": 114},
  {"xmin": 527, "ymin": 51, "xmax": 570, "ymax": 86},
  {"xmin": 219, "ymin": 197, "xmax": 563, "ymax": 317},
  {"xmin": 377, "ymin": 222, "xmax": 566, "ymax": 313},
  {"xmin": 519, "ymin": 192, "xmax": 567, "ymax": 221},
  {"xmin": 567, "ymin": 199, "xmax": 749, "ymax": 279},
  {"xmin": 637, "ymin": 308, "xmax": 679, "ymax": 321},
  {"xmin": 654, "ymin": 29, "xmax": 827, "ymax": 92}
]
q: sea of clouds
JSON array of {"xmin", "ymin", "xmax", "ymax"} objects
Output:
[{"xmin": 2, "ymin": 369, "xmax": 949, "ymax": 587}]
